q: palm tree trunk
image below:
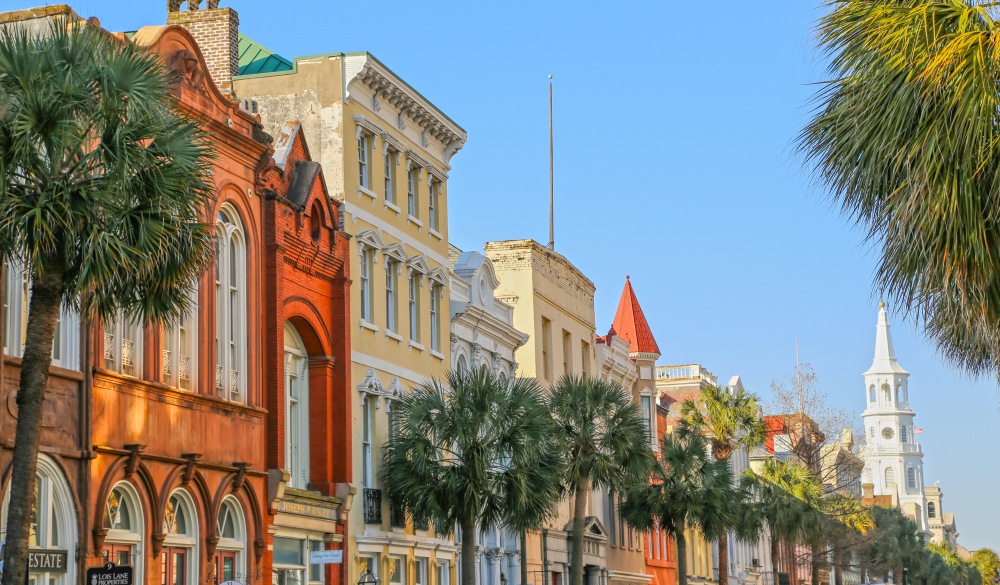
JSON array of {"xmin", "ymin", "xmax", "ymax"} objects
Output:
[
  {"xmin": 521, "ymin": 530, "xmax": 528, "ymax": 585},
  {"xmin": 770, "ymin": 535, "xmax": 781, "ymax": 585},
  {"xmin": 832, "ymin": 542, "xmax": 842, "ymax": 585},
  {"xmin": 718, "ymin": 530, "xmax": 729, "ymax": 585},
  {"xmin": 461, "ymin": 514, "xmax": 477, "ymax": 585},
  {"xmin": 1, "ymin": 272, "xmax": 64, "ymax": 585},
  {"xmin": 676, "ymin": 523, "xmax": 689, "ymax": 585},
  {"xmin": 570, "ymin": 476, "xmax": 590, "ymax": 585},
  {"xmin": 811, "ymin": 541, "xmax": 822, "ymax": 585}
]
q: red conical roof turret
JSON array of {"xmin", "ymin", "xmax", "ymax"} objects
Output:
[{"xmin": 610, "ymin": 276, "xmax": 660, "ymax": 357}]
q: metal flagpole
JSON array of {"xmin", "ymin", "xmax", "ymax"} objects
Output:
[{"xmin": 548, "ymin": 75, "xmax": 554, "ymax": 250}]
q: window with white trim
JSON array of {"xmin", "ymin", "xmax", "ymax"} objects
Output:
[
  {"xmin": 214, "ymin": 497, "xmax": 247, "ymax": 585},
  {"xmin": 384, "ymin": 148, "xmax": 396, "ymax": 204},
  {"xmin": 928, "ymin": 502, "xmax": 937, "ymax": 518},
  {"xmin": 285, "ymin": 324, "xmax": 310, "ymax": 489},
  {"xmin": 437, "ymin": 563, "xmax": 449, "ymax": 585},
  {"xmin": 428, "ymin": 180, "xmax": 440, "ymax": 231},
  {"xmin": 362, "ymin": 396, "xmax": 374, "ymax": 487},
  {"xmin": 906, "ymin": 467, "xmax": 917, "ymax": 490},
  {"xmin": 409, "ymin": 272, "xmax": 420, "ymax": 343},
  {"xmin": 640, "ymin": 396, "xmax": 652, "ymax": 440},
  {"xmin": 900, "ymin": 425, "xmax": 908, "ymax": 443},
  {"xmin": 358, "ymin": 134, "xmax": 371, "ymax": 189},
  {"xmin": 868, "ymin": 385, "xmax": 876, "ymax": 403},
  {"xmin": 215, "ymin": 206, "xmax": 247, "ymax": 403},
  {"xmin": 163, "ymin": 283, "xmax": 198, "ymax": 390},
  {"xmin": 884, "ymin": 467, "xmax": 895, "ymax": 488},
  {"xmin": 104, "ymin": 316, "xmax": 144, "ymax": 378},
  {"xmin": 429, "ymin": 283, "xmax": 441, "ymax": 352},
  {"xmin": 163, "ymin": 490, "xmax": 199, "ymax": 585},
  {"xmin": 103, "ymin": 482, "xmax": 143, "ymax": 570},
  {"xmin": 456, "ymin": 354, "xmax": 469, "ymax": 376},
  {"xmin": 4, "ymin": 261, "xmax": 80, "ymax": 369},
  {"xmin": 360, "ymin": 248, "xmax": 374, "ymax": 323},
  {"xmin": 415, "ymin": 558, "xmax": 428, "ymax": 585},
  {"xmin": 407, "ymin": 167, "xmax": 419, "ymax": 217},
  {"xmin": 385, "ymin": 260, "xmax": 398, "ymax": 332},
  {"xmin": 389, "ymin": 557, "xmax": 406, "ymax": 585}
]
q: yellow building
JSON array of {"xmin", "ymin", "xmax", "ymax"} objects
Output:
[{"xmin": 235, "ymin": 45, "xmax": 466, "ymax": 585}]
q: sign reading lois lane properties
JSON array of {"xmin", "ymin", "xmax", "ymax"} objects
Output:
[{"xmin": 87, "ymin": 563, "xmax": 133, "ymax": 585}]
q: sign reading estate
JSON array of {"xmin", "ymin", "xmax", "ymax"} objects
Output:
[
  {"xmin": 87, "ymin": 563, "xmax": 133, "ymax": 585},
  {"xmin": 28, "ymin": 550, "xmax": 68, "ymax": 574}
]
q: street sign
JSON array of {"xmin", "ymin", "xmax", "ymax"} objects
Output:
[
  {"xmin": 309, "ymin": 550, "xmax": 343, "ymax": 565},
  {"xmin": 86, "ymin": 563, "xmax": 133, "ymax": 585}
]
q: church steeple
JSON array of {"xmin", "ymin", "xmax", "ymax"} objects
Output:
[{"xmin": 864, "ymin": 302, "xmax": 908, "ymax": 376}]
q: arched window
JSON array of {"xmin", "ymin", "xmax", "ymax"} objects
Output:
[
  {"xmin": 214, "ymin": 497, "xmax": 246, "ymax": 584},
  {"xmin": 163, "ymin": 283, "xmax": 198, "ymax": 391},
  {"xmin": 881, "ymin": 383, "xmax": 891, "ymax": 404},
  {"xmin": 868, "ymin": 385, "xmax": 876, "ymax": 403},
  {"xmin": 896, "ymin": 385, "xmax": 904, "ymax": 402},
  {"xmin": 103, "ymin": 482, "xmax": 143, "ymax": 575},
  {"xmin": 906, "ymin": 468, "xmax": 917, "ymax": 490},
  {"xmin": 1, "ymin": 455, "xmax": 78, "ymax": 585},
  {"xmin": 928, "ymin": 502, "xmax": 937, "ymax": 518},
  {"xmin": 884, "ymin": 467, "xmax": 895, "ymax": 488},
  {"xmin": 310, "ymin": 202, "xmax": 323, "ymax": 243},
  {"xmin": 455, "ymin": 353, "xmax": 469, "ymax": 376},
  {"xmin": 216, "ymin": 205, "xmax": 247, "ymax": 403},
  {"xmin": 163, "ymin": 490, "xmax": 199, "ymax": 585},
  {"xmin": 285, "ymin": 323, "xmax": 310, "ymax": 489}
]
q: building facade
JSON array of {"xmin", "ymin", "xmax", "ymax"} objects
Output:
[
  {"xmin": 924, "ymin": 484, "xmax": 959, "ymax": 548},
  {"xmin": 233, "ymin": 34, "xmax": 466, "ymax": 585},
  {"xmin": 859, "ymin": 304, "xmax": 928, "ymax": 532}
]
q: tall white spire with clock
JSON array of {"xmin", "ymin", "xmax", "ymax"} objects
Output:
[{"xmin": 861, "ymin": 303, "xmax": 928, "ymax": 531}]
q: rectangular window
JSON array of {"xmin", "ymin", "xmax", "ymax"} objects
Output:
[
  {"xmin": 641, "ymin": 396, "xmax": 652, "ymax": 440},
  {"xmin": 105, "ymin": 316, "xmax": 144, "ymax": 378},
  {"xmin": 362, "ymin": 397, "xmax": 373, "ymax": 487},
  {"xmin": 437, "ymin": 563, "xmax": 449, "ymax": 585},
  {"xmin": 389, "ymin": 557, "xmax": 406, "ymax": 585},
  {"xmin": 409, "ymin": 273, "xmax": 420, "ymax": 343},
  {"xmin": 309, "ymin": 541, "xmax": 325, "ymax": 584},
  {"xmin": 562, "ymin": 330, "xmax": 572, "ymax": 376},
  {"xmin": 3, "ymin": 262, "xmax": 80, "ymax": 370},
  {"xmin": 415, "ymin": 559, "xmax": 428, "ymax": 585},
  {"xmin": 360, "ymin": 248, "xmax": 373, "ymax": 322},
  {"xmin": 541, "ymin": 317, "xmax": 552, "ymax": 381},
  {"xmin": 358, "ymin": 134, "xmax": 370, "ymax": 188},
  {"xmin": 385, "ymin": 261, "xmax": 397, "ymax": 332},
  {"xmin": 384, "ymin": 149, "xmax": 396, "ymax": 203},
  {"xmin": 407, "ymin": 167, "xmax": 419, "ymax": 217},
  {"xmin": 580, "ymin": 341, "xmax": 590, "ymax": 374},
  {"xmin": 359, "ymin": 556, "xmax": 379, "ymax": 581},
  {"xmin": 430, "ymin": 284, "xmax": 440, "ymax": 352},
  {"xmin": 163, "ymin": 284, "xmax": 198, "ymax": 390},
  {"xmin": 428, "ymin": 181, "xmax": 440, "ymax": 231}
]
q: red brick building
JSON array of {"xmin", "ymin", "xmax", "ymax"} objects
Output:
[{"xmin": 0, "ymin": 6, "xmax": 353, "ymax": 585}]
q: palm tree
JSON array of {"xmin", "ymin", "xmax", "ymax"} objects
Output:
[
  {"xmin": 549, "ymin": 375, "xmax": 652, "ymax": 585},
  {"xmin": 745, "ymin": 458, "xmax": 823, "ymax": 585},
  {"xmin": 681, "ymin": 384, "xmax": 765, "ymax": 585},
  {"xmin": 0, "ymin": 20, "xmax": 214, "ymax": 584},
  {"xmin": 619, "ymin": 423, "xmax": 737, "ymax": 585},
  {"xmin": 799, "ymin": 0, "xmax": 1000, "ymax": 378},
  {"xmin": 382, "ymin": 367, "xmax": 562, "ymax": 585}
]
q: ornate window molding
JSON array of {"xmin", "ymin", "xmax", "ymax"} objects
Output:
[
  {"xmin": 382, "ymin": 243, "xmax": 407, "ymax": 265},
  {"xmin": 427, "ymin": 267, "xmax": 448, "ymax": 288},
  {"xmin": 356, "ymin": 229, "xmax": 386, "ymax": 255},
  {"xmin": 357, "ymin": 368, "xmax": 387, "ymax": 408},
  {"xmin": 406, "ymin": 255, "xmax": 429, "ymax": 282}
]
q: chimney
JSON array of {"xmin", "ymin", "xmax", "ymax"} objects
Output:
[{"xmin": 166, "ymin": 0, "xmax": 239, "ymax": 97}]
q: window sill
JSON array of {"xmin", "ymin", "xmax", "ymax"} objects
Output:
[
  {"xmin": 407, "ymin": 215, "xmax": 423, "ymax": 229},
  {"xmin": 358, "ymin": 185, "xmax": 378, "ymax": 200},
  {"xmin": 430, "ymin": 350, "xmax": 445, "ymax": 361},
  {"xmin": 409, "ymin": 340, "xmax": 425, "ymax": 352},
  {"xmin": 386, "ymin": 330, "xmax": 403, "ymax": 343},
  {"xmin": 429, "ymin": 228, "xmax": 443, "ymax": 241},
  {"xmin": 360, "ymin": 320, "xmax": 379, "ymax": 333},
  {"xmin": 384, "ymin": 200, "xmax": 401, "ymax": 215}
]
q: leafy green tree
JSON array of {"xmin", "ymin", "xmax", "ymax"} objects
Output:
[
  {"xmin": 799, "ymin": 0, "xmax": 1000, "ymax": 376},
  {"xmin": 0, "ymin": 19, "xmax": 214, "ymax": 584},
  {"xmin": 972, "ymin": 549, "xmax": 1000, "ymax": 585},
  {"xmin": 681, "ymin": 384, "xmax": 766, "ymax": 585},
  {"xmin": 549, "ymin": 375, "xmax": 652, "ymax": 585},
  {"xmin": 619, "ymin": 423, "xmax": 737, "ymax": 585},
  {"xmin": 743, "ymin": 458, "xmax": 823, "ymax": 585},
  {"xmin": 382, "ymin": 368, "xmax": 562, "ymax": 585}
]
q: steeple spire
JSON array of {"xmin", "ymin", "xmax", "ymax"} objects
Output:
[
  {"xmin": 610, "ymin": 276, "xmax": 660, "ymax": 357},
  {"xmin": 865, "ymin": 302, "xmax": 908, "ymax": 375}
]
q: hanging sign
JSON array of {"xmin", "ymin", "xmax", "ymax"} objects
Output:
[
  {"xmin": 86, "ymin": 563, "xmax": 133, "ymax": 585},
  {"xmin": 28, "ymin": 550, "xmax": 68, "ymax": 574}
]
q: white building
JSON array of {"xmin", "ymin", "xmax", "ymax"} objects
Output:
[
  {"xmin": 860, "ymin": 303, "xmax": 928, "ymax": 532},
  {"xmin": 449, "ymin": 246, "xmax": 529, "ymax": 585}
]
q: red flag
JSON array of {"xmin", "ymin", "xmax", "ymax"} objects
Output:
[{"xmin": 914, "ymin": 427, "xmax": 924, "ymax": 434}]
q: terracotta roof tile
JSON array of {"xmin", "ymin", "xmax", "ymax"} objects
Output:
[{"xmin": 610, "ymin": 276, "xmax": 660, "ymax": 356}]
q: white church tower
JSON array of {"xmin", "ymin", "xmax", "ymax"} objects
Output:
[{"xmin": 861, "ymin": 303, "xmax": 928, "ymax": 532}]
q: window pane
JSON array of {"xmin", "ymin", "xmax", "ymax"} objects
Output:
[{"xmin": 273, "ymin": 537, "xmax": 303, "ymax": 565}]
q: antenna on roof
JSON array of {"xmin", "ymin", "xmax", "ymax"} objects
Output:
[{"xmin": 548, "ymin": 74, "xmax": 555, "ymax": 250}]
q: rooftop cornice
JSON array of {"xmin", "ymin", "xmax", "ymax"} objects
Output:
[{"xmin": 344, "ymin": 54, "xmax": 467, "ymax": 153}]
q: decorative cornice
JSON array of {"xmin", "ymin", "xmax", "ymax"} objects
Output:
[
  {"xmin": 427, "ymin": 267, "xmax": 448, "ymax": 287},
  {"xmin": 345, "ymin": 57, "xmax": 467, "ymax": 150},
  {"xmin": 382, "ymin": 243, "xmax": 407, "ymax": 265}
]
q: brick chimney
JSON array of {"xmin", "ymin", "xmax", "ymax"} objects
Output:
[{"xmin": 166, "ymin": 0, "xmax": 239, "ymax": 96}]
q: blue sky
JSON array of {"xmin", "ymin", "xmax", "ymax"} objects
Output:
[{"xmin": 18, "ymin": 0, "xmax": 997, "ymax": 551}]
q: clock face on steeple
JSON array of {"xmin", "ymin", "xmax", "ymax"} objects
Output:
[{"xmin": 882, "ymin": 427, "xmax": 895, "ymax": 439}]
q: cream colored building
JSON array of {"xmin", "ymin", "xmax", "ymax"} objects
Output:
[
  {"xmin": 485, "ymin": 239, "xmax": 604, "ymax": 585},
  {"xmin": 924, "ymin": 484, "xmax": 959, "ymax": 548},
  {"xmin": 235, "ymin": 45, "xmax": 466, "ymax": 585}
]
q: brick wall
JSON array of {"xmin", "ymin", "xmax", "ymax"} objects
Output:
[{"xmin": 167, "ymin": 5, "xmax": 239, "ymax": 95}]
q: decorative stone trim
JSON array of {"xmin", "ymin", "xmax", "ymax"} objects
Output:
[
  {"xmin": 429, "ymin": 229, "xmax": 443, "ymax": 241},
  {"xmin": 405, "ymin": 149, "xmax": 432, "ymax": 171},
  {"xmin": 409, "ymin": 340, "xmax": 425, "ymax": 352},
  {"xmin": 427, "ymin": 165, "xmax": 448, "ymax": 183},
  {"xmin": 382, "ymin": 243, "xmax": 407, "ymax": 264},
  {"xmin": 427, "ymin": 268, "xmax": 448, "ymax": 287},
  {"xmin": 354, "ymin": 114, "xmax": 385, "ymax": 142},
  {"xmin": 355, "ymin": 229, "xmax": 386, "ymax": 253},
  {"xmin": 407, "ymin": 215, "xmax": 423, "ymax": 229},
  {"xmin": 407, "ymin": 255, "xmax": 430, "ymax": 276},
  {"xmin": 430, "ymin": 350, "xmax": 445, "ymax": 361},
  {"xmin": 358, "ymin": 185, "xmax": 378, "ymax": 200}
]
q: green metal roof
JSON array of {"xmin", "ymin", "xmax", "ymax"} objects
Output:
[{"xmin": 238, "ymin": 33, "xmax": 292, "ymax": 75}]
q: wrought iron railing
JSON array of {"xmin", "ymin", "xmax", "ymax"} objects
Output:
[{"xmin": 363, "ymin": 488, "xmax": 382, "ymax": 524}]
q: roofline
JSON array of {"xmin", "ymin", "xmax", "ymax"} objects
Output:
[{"xmin": 234, "ymin": 49, "xmax": 465, "ymax": 135}]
